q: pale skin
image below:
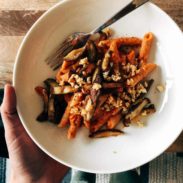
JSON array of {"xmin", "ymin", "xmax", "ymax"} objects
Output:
[{"xmin": 0, "ymin": 85, "xmax": 69, "ymax": 183}]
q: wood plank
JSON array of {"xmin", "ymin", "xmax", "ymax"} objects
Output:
[
  {"xmin": 0, "ymin": 1, "xmax": 182, "ymax": 36},
  {"xmin": 0, "ymin": 0, "xmax": 59, "ymax": 11},
  {"xmin": 153, "ymin": 0, "xmax": 183, "ymax": 31},
  {"xmin": 0, "ymin": 10, "xmax": 44, "ymax": 36},
  {"xmin": 0, "ymin": 36, "xmax": 23, "ymax": 87},
  {"xmin": 167, "ymin": 133, "xmax": 183, "ymax": 152}
]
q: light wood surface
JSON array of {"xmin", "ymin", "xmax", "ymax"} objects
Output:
[{"xmin": 0, "ymin": 0, "xmax": 182, "ymax": 152}]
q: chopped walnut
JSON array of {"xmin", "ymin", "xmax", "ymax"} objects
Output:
[
  {"xmin": 70, "ymin": 106, "xmax": 80, "ymax": 115},
  {"xmin": 79, "ymin": 57, "xmax": 89, "ymax": 66},
  {"xmin": 102, "ymin": 28, "xmax": 113, "ymax": 37},
  {"xmin": 86, "ymin": 77, "xmax": 92, "ymax": 84},
  {"xmin": 156, "ymin": 85, "xmax": 165, "ymax": 92},
  {"xmin": 137, "ymin": 83, "xmax": 147, "ymax": 94},
  {"xmin": 141, "ymin": 111, "xmax": 147, "ymax": 116},
  {"xmin": 130, "ymin": 65, "xmax": 137, "ymax": 76},
  {"xmin": 92, "ymin": 83, "xmax": 102, "ymax": 90},
  {"xmin": 127, "ymin": 78, "xmax": 134, "ymax": 86},
  {"xmin": 68, "ymin": 74, "xmax": 86, "ymax": 87},
  {"xmin": 112, "ymin": 74, "xmax": 121, "ymax": 81},
  {"xmin": 137, "ymin": 121, "xmax": 145, "ymax": 127}
]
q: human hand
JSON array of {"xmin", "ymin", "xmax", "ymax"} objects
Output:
[{"xmin": 0, "ymin": 85, "xmax": 69, "ymax": 183}]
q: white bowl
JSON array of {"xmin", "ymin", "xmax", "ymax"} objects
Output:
[{"xmin": 14, "ymin": 0, "xmax": 183, "ymax": 173}]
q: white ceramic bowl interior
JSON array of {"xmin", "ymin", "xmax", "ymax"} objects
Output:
[{"xmin": 14, "ymin": 0, "xmax": 183, "ymax": 173}]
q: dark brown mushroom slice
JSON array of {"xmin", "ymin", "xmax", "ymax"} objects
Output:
[
  {"xmin": 125, "ymin": 98, "xmax": 150, "ymax": 121},
  {"xmin": 35, "ymin": 86, "xmax": 49, "ymax": 122},
  {"xmin": 54, "ymin": 95, "xmax": 67, "ymax": 124},
  {"xmin": 89, "ymin": 129, "xmax": 123, "ymax": 138},
  {"xmin": 86, "ymin": 40, "xmax": 97, "ymax": 62},
  {"xmin": 64, "ymin": 46, "xmax": 86, "ymax": 61},
  {"xmin": 36, "ymin": 111, "xmax": 48, "ymax": 122},
  {"xmin": 48, "ymin": 95, "xmax": 55, "ymax": 122},
  {"xmin": 142, "ymin": 103, "xmax": 156, "ymax": 115},
  {"xmin": 44, "ymin": 78, "xmax": 58, "ymax": 89},
  {"xmin": 102, "ymin": 82, "xmax": 123, "ymax": 89}
]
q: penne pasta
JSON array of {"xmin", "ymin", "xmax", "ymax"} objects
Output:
[
  {"xmin": 127, "ymin": 50, "xmax": 136, "ymax": 65},
  {"xmin": 98, "ymin": 37, "xmax": 142, "ymax": 48},
  {"xmin": 90, "ymin": 111, "xmax": 114, "ymax": 132},
  {"xmin": 140, "ymin": 32, "xmax": 154, "ymax": 63},
  {"xmin": 67, "ymin": 114, "xmax": 82, "ymax": 139},
  {"xmin": 127, "ymin": 63, "xmax": 157, "ymax": 87},
  {"xmin": 58, "ymin": 103, "xmax": 71, "ymax": 128}
]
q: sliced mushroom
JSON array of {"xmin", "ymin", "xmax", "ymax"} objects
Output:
[
  {"xmin": 86, "ymin": 40, "xmax": 97, "ymax": 62},
  {"xmin": 44, "ymin": 78, "xmax": 58, "ymax": 89},
  {"xmin": 64, "ymin": 46, "xmax": 86, "ymax": 61},
  {"xmin": 89, "ymin": 129, "xmax": 123, "ymax": 138},
  {"xmin": 125, "ymin": 98, "xmax": 150, "ymax": 121},
  {"xmin": 54, "ymin": 95, "xmax": 67, "ymax": 124},
  {"xmin": 51, "ymin": 86, "xmax": 77, "ymax": 95},
  {"xmin": 102, "ymin": 51, "xmax": 111, "ymax": 71},
  {"xmin": 92, "ymin": 67, "xmax": 99, "ymax": 83},
  {"xmin": 48, "ymin": 95, "xmax": 55, "ymax": 122},
  {"xmin": 92, "ymin": 66, "xmax": 102, "ymax": 84},
  {"xmin": 141, "ymin": 103, "xmax": 156, "ymax": 116},
  {"xmin": 102, "ymin": 82, "xmax": 123, "ymax": 89},
  {"xmin": 35, "ymin": 86, "xmax": 49, "ymax": 122}
]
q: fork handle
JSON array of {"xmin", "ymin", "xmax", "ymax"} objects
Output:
[{"xmin": 92, "ymin": 0, "xmax": 149, "ymax": 34}]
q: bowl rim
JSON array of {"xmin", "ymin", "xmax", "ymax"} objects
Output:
[{"xmin": 13, "ymin": 0, "xmax": 183, "ymax": 173}]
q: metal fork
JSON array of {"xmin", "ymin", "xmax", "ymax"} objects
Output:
[{"xmin": 46, "ymin": 0, "xmax": 149, "ymax": 70}]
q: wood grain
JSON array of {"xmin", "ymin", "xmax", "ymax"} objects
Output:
[
  {"xmin": 153, "ymin": 0, "xmax": 183, "ymax": 30},
  {"xmin": 0, "ymin": 11, "xmax": 44, "ymax": 36},
  {"xmin": 0, "ymin": 0, "xmax": 59, "ymax": 10},
  {"xmin": 0, "ymin": 0, "xmax": 182, "ymax": 152}
]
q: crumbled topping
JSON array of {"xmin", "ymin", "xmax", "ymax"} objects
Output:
[
  {"xmin": 122, "ymin": 106, "xmax": 127, "ymax": 112},
  {"xmin": 116, "ymin": 98, "xmax": 123, "ymax": 108},
  {"xmin": 137, "ymin": 121, "xmax": 145, "ymax": 127},
  {"xmin": 112, "ymin": 74, "xmax": 121, "ymax": 81},
  {"xmin": 135, "ymin": 69, "xmax": 140, "ymax": 74},
  {"xmin": 141, "ymin": 111, "xmax": 147, "ymax": 116},
  {"xmin": 68, "ymin": 74, "xmax": 86, "ymax": 87},
  {"xmin": 79, "ymin": 57, "xmax": 89, "ymax": 65},
  {"xmin": 137, "ymin": 83, "xmax": 147, "ymax": 94},
  {"xmin": 79, "ymin": 57, "xmax": 89, "ymax": 69},
  {"xmin": 70, "ymin": 106, "xmax": 80, "ymax": 115},
  {"xmin": 125, "ymin": 102, "xmax": 130, "ymax": 108},
  {"xmin": 156, "ymin": 85, "xmax": 164, "ymax": 92},
  {"xmin": 103, "ymin": 104, "xmax": 111, "ymax": 111},
  {"xmin": 130, "ymin": 65, "xmax": 137, "ymax": 76},
  {"xmin": 86, "ymin": 77, "xmax": 92, "ymax": 84},
  {"xmin": 97, "ymin": 60, "xmax": 102, "ymax": 66},
  {"xmin": 92, "ymin": 83, "xmax": 102, "ymax": 90},
  {"xmin": 127, "ymin": 78, "xmax": 134, "ymax": 86},
  {"xmin": 103, "ymin": 28, "xmax": 113, "ymax": 37},
  {"xmin": 74, "ymin": 85, "xmax": 79, "ymax": 89},
  {"xmin": 103, "ymin": 71, "xmax": 110, "ymax": 79},
  {"xmin": 85, "ymin": 98, "xmax": 93, "ymax": 111}
]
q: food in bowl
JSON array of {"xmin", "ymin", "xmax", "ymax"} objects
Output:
[{"xmin": 35, "ymin": 29, "xmax": 157, "ymax": 139}]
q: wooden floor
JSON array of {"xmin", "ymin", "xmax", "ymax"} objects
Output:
[{"xmin": 0, "ymin": 0, "xmax": 183, "ymax": 152}]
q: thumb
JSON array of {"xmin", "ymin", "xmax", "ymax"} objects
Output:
[{"xmin": 1, "ymin": 84, "xmax": 22, "ymax": 131}]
